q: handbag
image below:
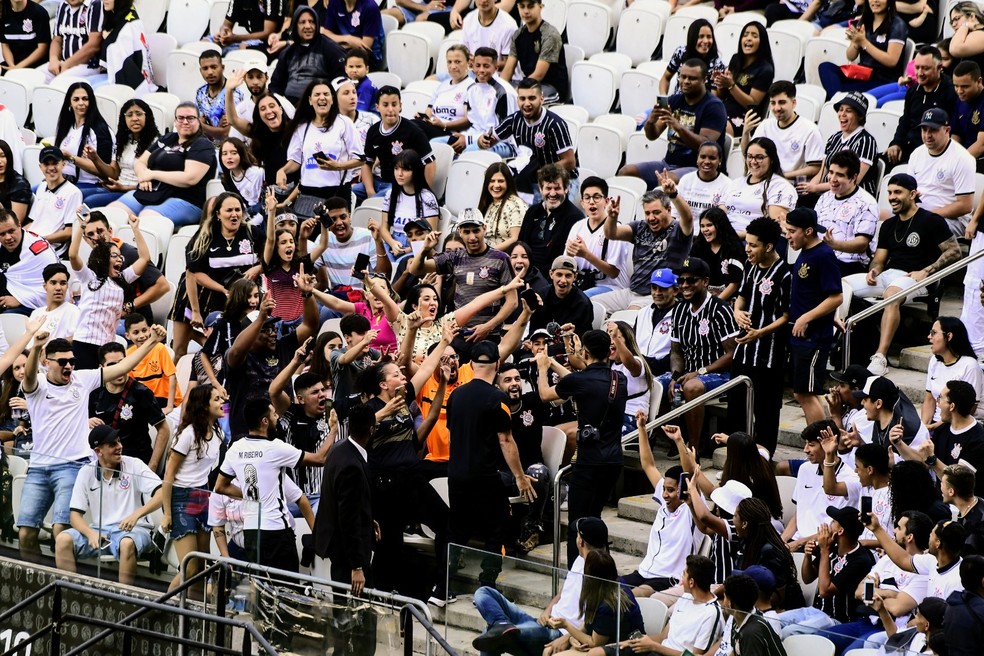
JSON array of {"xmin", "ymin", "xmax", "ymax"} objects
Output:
[
  {"xmin": 840, "ymin": 64, "xmax": 874, "ymax": 81},
  {"xmin": 291, "ymin": 194, "xmax": 325, "ymax": 219}
]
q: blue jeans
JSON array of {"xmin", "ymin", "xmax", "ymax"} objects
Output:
[
  {"xmin": 84, "ymin": 189, "xmax": 125, "ymax": 207},
  {"xmin": 473, "ymin": 586, "xmax": 562, "ymax": 655},
  {"xmin": 115, "ymin": 191, "xmax": 202, "ymax": 226},
  {"xmin": 352, "ymin": 179, "xmax": 392, "ymax": 207},
  {"xmin": 777, "ymin": 608, "xmax": 877, "ymax": 652},
  {"xmin": 17, "ymin": 459, "xmax": 87, "ymax": 528},
  {"xmin": 584, "ymin": 285, "xmax": 614, "ymax": 298},
  {"xmin": 868, "ymin": 82, "xmax": 908, "ymax": 107},
  {"xmin": 64, "ymin": 524, "xmax": 153, "ymax": 559}
]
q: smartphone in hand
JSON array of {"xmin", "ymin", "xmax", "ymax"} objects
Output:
[
  {"xmin": 353, "ymin": 252, "xmax": 371, "ymax": 277},
  {"xmin": 520, "ymin": 287, "xmax": 542, "ymax": 309}
]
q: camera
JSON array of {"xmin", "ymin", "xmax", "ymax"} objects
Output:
[{"xmin": 576, "ymin": 424, "xmax": 601, "ymax": 445}]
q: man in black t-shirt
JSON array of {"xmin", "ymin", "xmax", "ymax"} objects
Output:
[
  {"xmin": 536, "ymin": 329, "xmax": 626, "ymax": 568},
  {"xmin": 500, "ymin": 0, "xmax": 568, "ymax": 102},
  {"xmin": 0, "ymin": 0, "xmax": 51, "ymax": 71},
  {"xmin": 447, "ymin": 341, "xmax": 534, "ymax": 587},
  {"xmin": 90, "ymin": 343, "xmax": 169, "ymax": 472},
  {"xmin": 225, "ymin": 273, "xmax": 320, "ymax": 440},
  {"xmin": 777, "ymin": 505, "xmax": 876, "ymax": 638},
  {"xmin": 927, "ymin": 381, "xmax": 984, "ymax": 496},
  {"xmin": 356, "ymin": 86, "xmax": 436, "ymax": 203},
  {"xmin": 843, "ymin": 174, "xmax": 960, "ymax": 376}
]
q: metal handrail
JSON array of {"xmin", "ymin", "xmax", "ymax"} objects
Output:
[
  {"xmin": 403, "ymin": 604, "xmax": 460, "ymax": 655},
  {"xmin": 842, "ymin": 246, "xmax": 984, "ymax": 364},
  {"xmin": 550, "ymin": 375, "xmax": 754, "ymax": 593},
  {"xmin": 179, "ymin": 552, "xmax": 437, "ymax": 654}
]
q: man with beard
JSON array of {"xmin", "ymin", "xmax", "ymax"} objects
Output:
[
  {"xmin": 887, "ymin": 45, "xmax": 957, "ymax": 164},
  {"xmin": 313, "ymin": 196, "xmax": 379, "ymax": 292},
  {"xmin": 497, "ymin": 363, "xmax": 551, "ymax": 552},
  {"xmin": 224, "ymin": 268, "xmax": 320, "ymax": 441},
  {"xmin": 0, "ymin": 208, "xmax": 59, "ymax": 314},
  {"xmin": 270, "ymin": 347, "xmax": 334, "ymax": 513},
  {"xmin": 596, "ymin": 176, "xmax": 694, "ymax": 313},
  {"xmin": 517, "ymin": 164, "xmax": 584, "ymax": 275},
  {"xmin": 80, "ymin": 211, "xmax": 169, "ymax": 323}
]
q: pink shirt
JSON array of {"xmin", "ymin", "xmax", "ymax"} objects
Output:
[{"xmin": 355, "ymin": 302, "xmax": 397, "ymax": 354}]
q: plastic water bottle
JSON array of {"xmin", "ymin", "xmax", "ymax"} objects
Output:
[
  {"xmin": 231, "ymin": 577, "xmax": 251, "ymax": 613},
  {"xmin": 673, "ymin": 386, "xmax": 684, "ymax": 408}
]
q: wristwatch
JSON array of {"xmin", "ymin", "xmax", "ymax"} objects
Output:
[
  {"xmin": 697, "ymin": 367, "xmax": 708, "ymax": 376},
  {"xmin": 925, "ymin": 455, "xmax": 937, "ymax": 466}
]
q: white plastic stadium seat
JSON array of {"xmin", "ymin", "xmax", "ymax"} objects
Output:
[
  {"xmin": 135, "ymin": 0, "xmax": 168, "ymax": 32},
  {"xmin": 386, "ymin": 32, "xmax": 432, "ymax": 85},
  {"xmin": 864, "ymin": 109, "xmax": 902, "ymax": 153},
  {"xmin": 31, "ymin": 85, "xmax": 66, "ymax": 139},
  {"xmin": 571, "ymin": 61, "xmax": 618, "ymax": 120},
  {"xmin": 619, "ymin": 70, "xmax": 660, "ymax": 119},
  {"xmin": 22, "ymin": 144, "xmax": 43, "ymax": 187},
  {"xmin": 804, "ymin": 37, "xmax": 849, "ymax": 87},
  {"xmin": 714, "ymin": 20, "xmax": 742, "ymax": 63},
  {"xmin": 166, "ymin": 0, "xmax": 211, "ymax": 47},
  {"xmin": 589, "ymin": 52, "xmax": 632, "ymax": 76},
  {"xmin": 662, "ymin": 15, "xmax": 697, "ymax": 59},
  {"xmin": 444, "ymin": 160, "xmax": 487, "ymax": 218},
  {"xmin": 637, "ymin": 597, "xmax": 669, "ymax": 636},
  {"xmin": 615, "ymin": 5, "xmax": 663, "ymax": 65},
  {"xmin": 146, "ymin": 33, "xmax": 178, "ymax": 91},
  {"xmin": 566, "ymin": 1, "xmax": 613, "ymax": 58},
  {"xmin": 769, "ymin": 26, "xmax": 806, "ymax": 83},
  {"xmin": 0, "ymin": 79, "xmax": 30, "ymax": 127},
  {"xmin": 626, "ymin": 132, "xmax": 667, "ymax": 166},
  {"xmin": 783, "ymin": 635, "xmax": 835, "ymax": 656},
  {"xmin": 166, "ymin": 51, "xmax": 204, "ymax": 113},
  {"xmin": 577, "ymin": 124, "xmax": 624, "ymax": 179},
  {"xmin": 541, "ymin": 0, "xmax": 569, "ymax": 33}
]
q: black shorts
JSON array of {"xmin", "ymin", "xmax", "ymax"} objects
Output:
[
  {"xmin": 790, "ymin": 344, "xmax": 830, "ymax": 395},
  {"xmin": 620, "ymin": 570, "xmax": 677, "ymax": 592}
]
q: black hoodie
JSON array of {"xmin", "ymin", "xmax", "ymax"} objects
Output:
[
  {"xmin": 269, "ymin": 6, "xmax": 346, "ymax": 104},
  {"xmin": 945, "ymin": 589, "xmax": 984, "ymax": 656}
]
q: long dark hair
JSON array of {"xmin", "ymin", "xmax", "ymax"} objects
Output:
[
  {"xmin": 0, "ymin": 350, "xmax": 26, "ymax": 424},
  {"xmin": 54, "ymin": 82, "xmax": 110, "ymax": 159},
  {"xmin": 691, "ymin": 206, "xmax": 744, "ymax": 259},
  {"xmin": 101, "ymin": 0, "xmax": 136, "ymax": 31},
  {"xmin": 890, "ymin": 461, "xmax": 943, "ymax": 525},
  {"xmin": 862, "ymin": 0, "xmax": 899, "ymax": 36},
  {"xmin": 578, "ymin": 550, "xmax": 631, "ymax": 626},
  {"xmin": 936, "ymin": 316, "xmax": 978, "ymax": 361},
  {"xmin": 175, "ymin": 384, "xmax": 221, "ymax": 457},
  {"xmin": 478, "ymin": 162, "xmax": 520, "ymax": 235},
  {"xmin": 87, "ymin": 242, "xmax": 135, "ymax": 302},
  {"xmin": 224, "ymin": 278, "xmax": 259, "ymax": 323},
  {"xmin": 731, "ymin": 21, "xmax": 773, "ymax": 72},
  {"xmin": 736, "ymin": 497, "xmax": 799, "ymax": 603},
  {"xmin": 746, "ymin": 136, "xmax": 785, "ymax": 219},
  {"xmin": 115, "ymin": 99, "xmax": 159, "ymax": 162},
  {"xmin": 0, "ymin": 139, "xmax": 19, "ymax": 196},
  {"xmin": 249, "ymin": 93, "xmax": 290, "ymax": 164},
  {"xmin": 218, "ymin": 137, "xmax": 258, "ymax": 190},
  {"xmin": 721, "ymin": 432, "xmax": 783, "ymax": 520},
  {"xmin": 404, "ymin": 283, "xmax": 443, "ymax": 319},
  {"xmin": 291, "ymin": 79, "xmax": 341, "ymax": 132},
  {"xmin": 387, "ymin": 149, "xmax": 431, "ymax": 228},
  {"xmin": 684, "ymin": 18, "xmax": 719, "ymax": 62},
  {"xmin": 308, "ymin": 332, "xmax": 341, "ymax": 387}
]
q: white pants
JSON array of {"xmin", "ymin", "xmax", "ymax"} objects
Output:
[
  {"xmin": 840, "ymin": 269, "xmax": 926, "ymax": 318},
  {"xmin": 592, "ymin": 288, "xmax": 652, "ymax": 313},
  {"xmin": 962, "ymin": 233, "xmax": 984, "ymax": 353},
  {"xmin": 43, "ymin": 64, "xmax": 105, "ymax": 84}
]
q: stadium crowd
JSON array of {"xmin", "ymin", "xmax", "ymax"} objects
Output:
[{"xmin": 7, "ymin": 0, "xmax": 984, "ymax": 654}]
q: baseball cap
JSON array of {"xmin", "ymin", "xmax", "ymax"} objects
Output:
[
  {"xmin": 529, "ymin": 328, "xmax": 552, "ymax": 341},
  {"xmin": 887, "ymin": 173, "xmax": 919, "ymax": 191},
  {"xmin": 733, "ymin": 565, "xmax": 777, "ymax": 594},
  {"xmin": 827, "ymin": 505, "xmax": 865, "ymax": 539},
  {"xmin": 829, "ymin": 364, "xmax": 873, "ymax": 390},
  {"xmin": 917, "ymin": 597, "xmax": 947, "ymax": 629},
  {"xmin": 204, "ymin": 311, "xmax": 223, "ymax": 328},
  {"xmin": 246, "ymin": 310, "xmax": 279, "ymax": 327},
  {"xmin": 785, "ymin": 207, "xmax": 826, "ymax": 233},
  {"xmin": 918, "ymin": 107, "xmax": 949, "ymax": 129},
  {"xmin": 574, "ymin": 516, "xmax": 609, "ymax": 549},
  {"xmin": 852, "ymin": 376, "xmax": 899, "ymax": 407},
  {"xmin": 833, "ymin": 91, "xmax": 869, "ymax": 117},
  {"xmin": 551, "ymin": 255, "xmax": 578, "ymax": 272},
  {"xmin": 709, "ymin": 480, "xmax": 752, "ymax": 515},
  {"xmin": 650, "ymin": 268, "xmax": 678, "ymax": 288},
  {"xmin": 471, "ymin": 340, "xmax": 499, "ymax": 364},
  {"xmin": 674, "ymin": 257, "xmax": 710, "ymax": 278},
  {"xmin": 456, "ymin": 208, "xmax": 486, "ymax": 227},
  {"xmin": 404, "ymin": 218, "xmax": 432, "ymax": 233},
  {"xmin": 89, "ymin": 424, "xmax": 120, "ymax": 449},
  {"xmin": 39, "ymin": 146, "xmax": 63, "ymax": 163}
]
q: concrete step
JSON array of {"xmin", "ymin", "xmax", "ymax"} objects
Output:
[
  {"xmin": 524, "ymin": 540, "xmax": 641, "ymax": 574},
  {"xmin": 898, "ymin": 344, "xmax": 933, "ymax": 373},
  {"xmin": 430, "ymin": 593, "xmax": 542, "ymax": 634}
]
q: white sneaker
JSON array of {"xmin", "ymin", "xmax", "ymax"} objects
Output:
[{"xmin": 868, "ymin": 353, "xmax": 889, "ymax": 376}]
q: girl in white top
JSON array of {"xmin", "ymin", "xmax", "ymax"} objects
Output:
[
  {"xmin": 722, "ymin": 136, "xmax": 796, "ymax": 238},
  {"xmin": 676, "ymin": 142, "xmax": 734, "ymax": 219},
  {"xmin": 218, "ymin": 137, "xmax": 265, "ymax": 217},
  {"xmin": 922, "ymin": 317, "xmax": 984, "ymax": 427},
  {"xmin": 67, "ymin": 212, "xmax": 150, "ymax": 370},
  {"xmin": 608, "ymin": 321, "xmax": 653, "ymax": 435},
  {"xmin": 53, "ymin": 81, "xmax": 115, "ymax": 190},
  {"xmin": 162, "ymin": 383, "xmax": 226, "ymax": 593},
  {"xmin": 380, "ymin": 149, "xmax": 440, "ymax": 257},
  {"xmin": 278, "ymin": 80, "xmax": 363, "ymax": 199},
  {"xmin": 81, "ymin": 99, "xmax": 162, "ymax": 207}
]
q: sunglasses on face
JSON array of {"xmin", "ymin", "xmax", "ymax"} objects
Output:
[
  {"xmin": 676, "ymin": 277, "xmax": 703, "ymax": 286},
  {"xmin": 52, "ymin": 357, "xmax": 76, "ymax": 367}
]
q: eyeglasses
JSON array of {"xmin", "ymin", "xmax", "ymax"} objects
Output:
[
  {"xmin": 109, "ymin": 252, "xmax": 124, "ymax": 260},
  {"xmin": 581, "ymin": 194, "xmax": 605, "ymax": 202},
  {"xmin": 175, "ymin": 115, "xmax": 199, "ymax": 123},
  {"xmin": 676, "ymin": 277, "xmax": 703, "ymax": 286},
  {"xmin": 124, "ymin": 111, "xmax": 145, "ymax": 118},
  {"xmin": 745, "ymin": 154, "xmax": 768, "ymax": 161},
  {"xmin": 52, "ymin": 357, "xmax": 76, "ymax": 367}
]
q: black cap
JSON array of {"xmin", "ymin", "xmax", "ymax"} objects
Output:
[
  {"xmin": 918, "ymin": 107, "xmax": 949, "ymax": 129},
  {"xmin": 574, "ymin": 516, "xmax": 609, "ymax": 549},
  {"xmin": 404, "ymin": 218, "xmax": 432, "ymax": 233},
  {"xmin": 833, "ymin": 91, "xmax": 869, "ymax": 117},
  {"xmin": 785, "ymin": 207, "xmax": 826, "ymax": 233},
  {"xmin": 830, "ymin": 364, "xmax": 873, "ymax": 389},
  {"xmin": 852, "ymin": 376, "xmax": 899, "ymax": 407},
  {"xmin": 471, "ymin": 340, "xmax": 499, "ymax": 364},
  {"xmin": 39, "ymin": 146, "xmax": 63, "ymax": 163},
  {"xmin": 918, "ymin": 597, "xmax": 948, "ymax": 628},
  {"xmin": 673, "ymin": 257, "xmax": 710, "ymax": 278},
  {"xmin": 887, "ymin": 173, "xmax": 918, "ymax": 192},
  {"xmin": 827, "ymin": 505, "xmax": 865, "ymax": 539},
  {"xmin": 89, "ymin": 424, "xmax": 120, "ymax": 449}
]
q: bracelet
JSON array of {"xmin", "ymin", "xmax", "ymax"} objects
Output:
[
  {"xmin": 301, "ymin": 291, "xmax": 313, "ymax": 298},
  {"xmin": 823, "ymin": 461, "xmax": 838, "ymax": 467},
  {"xmin": 667, "ymin": 192, "xmax": 678, "ymax": 200}
]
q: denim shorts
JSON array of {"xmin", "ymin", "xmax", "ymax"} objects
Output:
[
  {"xmin": 64, "ymin": 524, "xmax": 153, "ymax": 560},
  {"xmin": 17, "ymin": 459, "xmax": 86, "ymax": 528},
  {"xmin": 115, "ymin": 192, "xmax": 202, "ymax": 227},
  {"xmin": 170, "ymin": 485, "xmax": 211, "ymax": 539}
]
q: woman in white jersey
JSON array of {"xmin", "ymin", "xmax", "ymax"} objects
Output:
[
  {"xmin": 413, "ymin": 45, "xmax": 473, "ymax": 143},
  {"xmin": 922, "ymin": 316, "xmax": 984, "ymax": 428},
  {"xmin": 676, "ymin": 141, "xmax": 734, "ymax": 219},
  {"xmin": 608, "ymin": 321, "xmax": 653, "ymax": 435},
  {"xmin": 722, "ymin": 136, "xmax": 796, "ymax": 238},
  {"xmin": 67, "ymin": 211, "xmax": 151, "ymax": 369},
  {"xmin": 161, "ymin": 383, "xmax": 225, "ymax": 593}
]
